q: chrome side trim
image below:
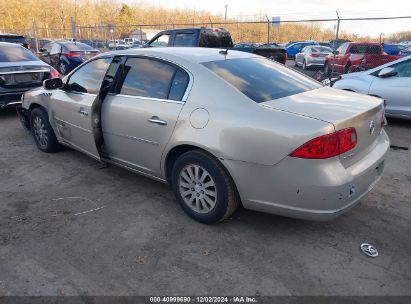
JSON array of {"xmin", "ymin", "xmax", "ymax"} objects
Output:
[
  {"xmin": 0, "ymin": 69, "xmax": 50, "ymax": 75},
  {"xmin": 3, "ymin": 101, "xmax": 22, "ymax": 106},
  {"xmin": 103, "ymin": 131, "xmax": 159, "ymax": 146},
  {"xmin": 107, "ymin": 93, "xmax": 184, "ymax": 105},
  {"xmin": 54, "ymin": 116, "xmax": 92, "ymax": 134}
]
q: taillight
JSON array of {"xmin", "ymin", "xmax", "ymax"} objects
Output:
[
  {"xmin": 283, "ymin": 52, "xmax": 287, "ymax": 64},
  {"xmin": 65, "ymin": 52, "xmax": 81, "ymax": 57},
  {"xmin": 290, "ymin": 128, "xmax": 357, "ymax": 159},
  {"xmin": 310, "ymin": 53, "xmax": 321, "ymax": 57},
  {"xmin": 50, "ymin": 67, "xmax": 60, "ymax": 78}
]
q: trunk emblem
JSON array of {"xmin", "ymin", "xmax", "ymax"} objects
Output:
[{"xmin": 369, "ymin": 119, "xmax": 375, "ymax": 135}]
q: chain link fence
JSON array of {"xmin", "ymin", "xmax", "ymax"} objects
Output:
[{"xmin": 1, "ymin": 16, "xmax": 410, "ymax": 80}]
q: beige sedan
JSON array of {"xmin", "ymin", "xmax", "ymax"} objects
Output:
[{"xmin": 17, "ymin": 48, "xmax": 389, "ymax": 224}]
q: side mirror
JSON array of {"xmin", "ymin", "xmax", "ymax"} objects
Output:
[
  {"xmin": 378, "ymin": 67, "xmax": 397, "ymax": 78},
  {"xmin": 332, "ymin": 50, "xmax": 339, "ymax": 55},
  {"xmin": 43, "ymin": 77, "xmax": 63, "ymax": 90}
]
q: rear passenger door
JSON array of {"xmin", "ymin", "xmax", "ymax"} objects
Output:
[{"xmin": 101, "ymin": 56, "xmax": 191, "ymax": 177}]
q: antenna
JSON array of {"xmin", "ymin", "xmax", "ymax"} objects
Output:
[{"xmin": 219, "ymin": 49, "xmax": 228, "ymax": 55}]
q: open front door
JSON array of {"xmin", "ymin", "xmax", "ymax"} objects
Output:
[{"xmin": 50, "ymin": 57, "xmax": 113, "ymax": 161}]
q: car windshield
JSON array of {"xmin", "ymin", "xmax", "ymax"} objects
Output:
[
  {"xmin": 310, "ymin": 47, "xmax": 332, "ymax": 53},
  {"xmin": 63, "ymin": 43, "xmax": 95, "ymax": 51},
  {"xmin": 202, "ymin": 57, "xmax": 321, "ymax": 103},
  {"xmin": 0, "ymin": 45, "xmax": 39, "ymax": 62}
]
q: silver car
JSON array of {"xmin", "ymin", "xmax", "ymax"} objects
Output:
[
  {"xmin": 17, "ymin": 48, "xmax": 389, "ymax": 224},
  {"xmin": 333, "ymin": 55, "xmax": 411, "ymax": 120},
  {"xmin": 295, "ymin": 46, "xmax": 333, "ymax": 70}
]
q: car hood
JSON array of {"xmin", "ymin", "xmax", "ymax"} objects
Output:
[{"xmin": 260, "ymin": 86, "xmax": 382, "ymax": 128}]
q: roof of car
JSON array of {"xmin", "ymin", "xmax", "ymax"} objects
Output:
[{"xmin": 102, "ymin": 47, "xmax": 257, "ymax": 64}]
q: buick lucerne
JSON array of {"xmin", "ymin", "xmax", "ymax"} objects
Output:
[{"xmin": 17, "ymin": 48, "xmax": 389, "ymax": 224}]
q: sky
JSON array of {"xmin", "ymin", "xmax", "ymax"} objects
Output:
[{"xmin": 136, "ymin": 0, "xmax": 411, "ymax": 37}]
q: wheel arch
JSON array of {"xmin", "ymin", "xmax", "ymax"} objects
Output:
[{"xmin": 163, "ymin": 144, "xmax": 237, "ymax": 190}]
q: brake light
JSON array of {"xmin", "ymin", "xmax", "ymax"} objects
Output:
[
  {"xmin": 65, "ymin": 52, "xmax": 81, "ymax": 57},
  {"xmin": 310, "ymin": 53, "xmax": 321, "ymax": 57},
  {"xmin": 290, "ymin": 128, "xmax": 357, "ymax": 159},
  {"xmin": 283, "ymin": 52, "xmax": 287, "ymax": 64},
  {"xmin": 213, "ymin": 28, "xmax": 222, "ymax": 32},
  {"xmin": 50, "ymin": 67, "xmax": 60, "ymax": 78}
]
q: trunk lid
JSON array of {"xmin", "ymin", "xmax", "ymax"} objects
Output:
[
  {"xmin": 261, "ymin": 87, "xmax": 385, "ymax": 166},
  {"xmin": 0, "ymin": 64, "xmax": 50, "ymax": 88}
]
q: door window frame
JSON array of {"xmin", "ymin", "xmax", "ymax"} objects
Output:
[
  {"xmin": 62, "ymin": 56, "xmax": 113, "ymax": 96},
  {"xmin": 112, "ymin": 55, "xmax": 193, "ymax": 104}
]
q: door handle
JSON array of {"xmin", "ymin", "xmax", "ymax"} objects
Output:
[
  {"xmin": 147, "ymin": 116, "xmax": 167, "ymax": 126},
  {"xmin": 78, "ymin": 107, "xmax": 88, "ymax": 116}
]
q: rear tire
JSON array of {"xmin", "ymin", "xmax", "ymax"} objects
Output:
[
  {"xmin": 345, "ymin": 62, "xmax": 352, "ymax": 74},
  {"xmin": 302, "ymin": 60, "xmax": 307, "ymax": 70},
  {"xmin": 323, "ymin": 62, "xmax": 331, "ymax": 76},
  {"xmin": 30, "ymin": 108, "xmax": 61, "ymax": 153},
  {"xmin": 171, "ymin": 150, "xmax": 240, "ymax": 224}
]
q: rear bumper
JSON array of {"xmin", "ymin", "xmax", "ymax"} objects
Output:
[
  {"xmin": 224, "ymin": 130, "xmax": 390, "ymax": 221},
  {"xmin": 0, "ymin": 91, "xmax": 26, "ymax": 108}
]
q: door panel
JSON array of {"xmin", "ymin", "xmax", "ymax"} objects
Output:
[
  {"xmin": 101, "ymin": 95, "xmax": 183, "ymax": 176},
  {"xmin": 369, "ymin": 77, "xmax": 411, "ymax": 117},
  {"xmin": 51, "ymin": 90, "xmax": 101, "ymax": 159},
  {"xmin": 50, "ymin": 57, "xmax": 112, "ymax": 160}
]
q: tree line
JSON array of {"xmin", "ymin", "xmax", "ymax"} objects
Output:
[{"xmin": 0, "ymin": 0, "xmax": 407, "ymax": 43}]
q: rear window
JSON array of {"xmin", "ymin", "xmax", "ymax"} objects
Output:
[
  {"xmin": 310, "ymin": 47, "xmax": 332, "ymax": 53},
  {"xmin": 0, "ymin": 45, "xmax": 39, "ymax": 62},
  {"xmin": 174, "ymin": 33, "xmax": 198, "ymax": 47},
  {"xmin": 349, "ymin": 45, "xmax": 382, "ymax": 54},
  {"xmin": 0, "ymin": 35, "xmax": 26, "ymax": 45},
  {"xmin": 202, "ymin": 57, "xmax": 321, "ymax": 103},
  {"xmin": 63, "ymin": 43, "xmax": 95, "ymax": 51},
  {"xmin": 199, "ymin": 31, "xmax": 233, "ymax": 48}
]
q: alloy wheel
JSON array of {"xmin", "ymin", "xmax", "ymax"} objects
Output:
[
  {"xmin": 178, "ymin": 164, "xmax": 217, "ymax": 213},
  {"xmin": 33, "ymin": 116, "xmax": 48, "ymax": 149},
  {"xmin": 59, "ymin": 62, "xmax": 66, "ymax": 75}
]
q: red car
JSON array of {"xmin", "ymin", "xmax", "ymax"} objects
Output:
[{"xmin": 324, "ymin": 42, "xmax": 402, "ymax": 75}]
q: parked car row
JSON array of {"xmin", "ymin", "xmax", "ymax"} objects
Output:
[{"xmin": 38, "ymin": 40, "xmax": 100, "ymax": 75}]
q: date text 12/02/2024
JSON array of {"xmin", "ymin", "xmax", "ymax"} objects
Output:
[{"xmin": 149, "ymin": 296, "xmax": 258, "ymax": 303}]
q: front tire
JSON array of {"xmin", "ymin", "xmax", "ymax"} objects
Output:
[
  {"xmin": 171, "ymin": 150, "xmax": 240, "ymax": 224},
  {"xmin": 30, "ymin": 108, "xmax": 61, "ymax": 153}
]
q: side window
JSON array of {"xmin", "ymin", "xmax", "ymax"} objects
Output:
[
  {"xmin": 336, "ymin": 43, "xmax": 346, "ymax": 54},
  {"xmin": 119, "ymin": 57, "xmax": 176, "ymax": 99},
  {"xmin": 168, "ymin": 69, "xmax": 190, "ymax": 101},
  {"xmin": 67, "ymin": 58, "xmax": 111, "ymax": 94},
  {"xmin": 350, "ymin": 45, "xmax": 367, "ymax": 54},
  {"xmin": 50, "ymin": 44, "xmax": 61, "ymax": 55},
  {"xmin": 367, "ymin": 45, "xmax": 381, "ymax": 54},
  {"xmin": 149, "ymin": 34, "xmax": 170, "ymax": 47},
  {"xmin": 393, "ymin": 60, "xmax": 411, "ymax": 78},
  {"xmin": 174, "ymin": 33, "xmax": 197, "ymax": 47},
  {"xmin": 293, "ymin": 44, "xmax": 301, "ymax": 49}
]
